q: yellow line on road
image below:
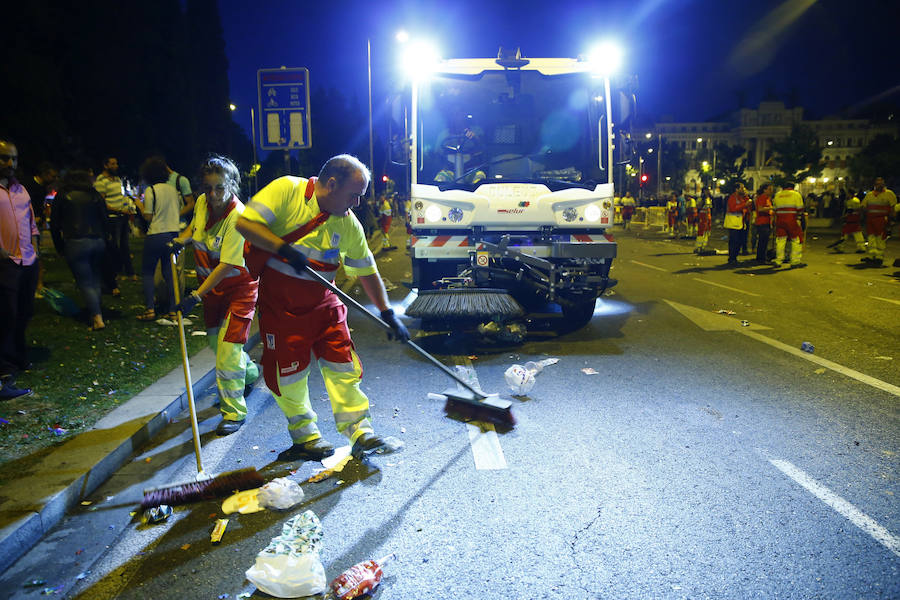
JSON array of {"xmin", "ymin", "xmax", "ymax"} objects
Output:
[
  {"xmin": 629, "ymin": 259, "xmax": 667, "ymax": 272},
  {"xmin": 871, "ymin": 296, "xmax": 900, "ymax": 306},
  {"xmin": 693, "ymin": 277, "xmax": 762, "ymax": 297}
]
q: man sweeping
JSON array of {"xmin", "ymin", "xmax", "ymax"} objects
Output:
[{"xmin": 236, "ymin": 154, "xmax": 409, "ymax": 462}]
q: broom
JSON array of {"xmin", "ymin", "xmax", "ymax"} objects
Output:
[
  {"xmin": 140, "ymin": 254, "xmax": 263, "ymax": 509},
  {"xmin": 405, "ymin": 288, "xmax": 524, "ymax": 320},
  {"xmin": 301, "ymin": 266, "xmax": 515, "ymax": 429}
]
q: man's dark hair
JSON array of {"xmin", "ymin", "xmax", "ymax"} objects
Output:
[
  {"xmin": 783, "ymin": 182, "xmax": 796, "ymax": 189},
  {"xmin": 319, "ymin": 154, "xmax": 371, "ymax": 188},
  {"xmin": 140, "ymin": 156, "xmax": 169, "ymax": 185},
  {"xmin": 61, "ymin": 168, "xmax": 95, "ymax": 193},
  {"xmin": 199, "ymin": 155, "xmax": 241, "ymax": 198},
  {"xmin": 36, "ymin": 162, "xmax": 57, "ymax": 177},
  {"xmin": 102, "ymin": 156, "xmax": 117, "ymax": 166}
]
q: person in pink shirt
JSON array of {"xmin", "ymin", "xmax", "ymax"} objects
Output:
[{"xmin": 0, "ymin": 138, "xmax": 39, "ymax": 399}]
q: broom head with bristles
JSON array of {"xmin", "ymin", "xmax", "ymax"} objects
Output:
[
  {"xmin": 406, "ymin": 288, "xmax": 524, "ymax": 320},
  {"xmin": 141, "ymin": 467, "xmax": 264, "ymax": 510},
  {"xmin": 442, "ymin": 388, "xmax": 516, "ymax": 430}
]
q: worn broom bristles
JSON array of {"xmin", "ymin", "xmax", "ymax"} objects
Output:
[
  {"xmin": 141, "ymin": 467, "xmax": 264, "ymax": 510},
  {"xmin": 406, "ymin": 289, "xmax": 524, "ymax": 319},
  {"xmin": 444, "ymin": 392, "xmax": 516, "ymax": 430}
]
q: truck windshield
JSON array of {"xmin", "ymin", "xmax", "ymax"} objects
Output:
[{"xmin": 417, "ymin": 70, "xmax": 608, "ymax": 190}]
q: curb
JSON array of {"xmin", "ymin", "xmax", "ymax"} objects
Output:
[{"xmin": 0, "ymin": 332, "xmax": 259, "ymax": 574}]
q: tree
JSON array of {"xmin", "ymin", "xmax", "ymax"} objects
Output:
[
  {"xmin": 660, "ymin": 141, "xmax": 689, "ymax": 193},
  {"xmin": 711, "ymin": 143, "xmax": 749, "ymax": 193},
  {"xmin": 770, "ymin": 125, "xmax": 823, "ymax": 187},
  {"xmin": 848, "ymin": 134, "xmax": 900, "ymax": 189}
]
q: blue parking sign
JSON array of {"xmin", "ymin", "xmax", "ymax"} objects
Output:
[{"xmin": 257, "ymin": 67, "xmax": 311, "ymax": 150}]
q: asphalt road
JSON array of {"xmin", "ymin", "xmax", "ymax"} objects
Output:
[{"xmin": 4, "ymin": 227, "xmax": 898, "ymax": 599}]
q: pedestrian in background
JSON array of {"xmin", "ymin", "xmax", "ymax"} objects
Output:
[
  {"xmin": 694, "ymin": 191, "xmax": 712, "ymax": 253},
  {"xmin": 860, "ymin": 177, "xmax": 897, "ymax": 267},
  {"xmin": 0, "ymin": 138, "xmax": 39, "ymax": 399},
  {"xmin": 621, "ymin": 191, "xmax": 636, "ymax": 230},
  {"xmin": 724, "ymin": 183, "xmax": 749, "ymax": 266},
  {"xmin": 51, "ymin": 167, "xmax": 109, "ymax": 330},
  {"xmin": 665, "ymin": 192, "xmax": 678, "ymax": 236},
  {"xmin": 170, "ymin": 155, "xmax": 259, "ymax": 435},
  {"xmin": 829, "ymin": 189, "xmax": 866, "ymax": 254},
  {"xmin": 134, "ymin": 156, "xmax": 182, "ymax": 321},
  {"xmin": 754, "ymin": 184, "xmax": 774, "ymax": 263},
  {"xmin": 237, "ymin": 154, "xmax": 409, "ymax": 462},
  {"xmin": 94, "ymin": 156, "xmax": 136, "ymax": 287},
  {"xmin": 772, "ymin": 181, "xmax": 806, "ymax": 268},
  {"xmin": 24, "ymin": 162, "xmax": 58, "ymax": 298}
]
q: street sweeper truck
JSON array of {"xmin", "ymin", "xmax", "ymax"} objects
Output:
[{"xmin": 397, "ymin": 47, "xmax": 627, "ymax": 334}]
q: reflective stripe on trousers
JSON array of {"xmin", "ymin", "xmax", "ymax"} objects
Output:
[
  {"xmin": 775, "ymin": 236, "xmax": 803, "ymax": 265},
  {"xmin": 208, "ymin": 313, "xmax": 258, "ymax": 421},
  {"xmin": 273, "ymin": 350, "xmax": 373, "ymax": 445}
]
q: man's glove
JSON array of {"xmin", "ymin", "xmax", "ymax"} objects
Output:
[
  {"xmin": 167, "ymin": 239, "xmax": 185, "ymax": 257},
  {"xmin": 380, "ymin": 308, "xmax": 410, "ymax": 342},
  {"xmin": 277, "ymin": 243, "xmax": 309, "ymax": 272},
  {"xmin": 176, "ymin": 291, "xmax": 201, "ymax": 315}
]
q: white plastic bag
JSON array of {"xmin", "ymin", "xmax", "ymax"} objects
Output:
[
  {"xmin": 258, "ymin": 477, "xmax": 305, "ymax": 510},
  {"xmin": 246, "ymin": 510, "xmax": 326, "ymax": 598},
  {"xmin": 504, "ymin": 365, "xmax": 536, "ymax": 395}
]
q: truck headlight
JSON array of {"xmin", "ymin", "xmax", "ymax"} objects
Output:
[
  {"xmin": 447, "ymin": 207, "xmax": 463, "ymax": 223},
  {"xmin": 562, "ymin": 207, "xmax": 578, "ymax": 222},
  {"xmin": 425, "ymin": 205, "xmax": 442, "ymax": 223},
  {"xmin": 584, "ymin": 204, "xmax": 601, "ymax": 222}
]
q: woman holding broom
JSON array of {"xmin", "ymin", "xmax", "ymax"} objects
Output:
[{"xmin": 169, "ymin": 155, "xmax": 259, "ymax": 435}]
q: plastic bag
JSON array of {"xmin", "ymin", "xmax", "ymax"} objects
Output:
[
  {"xmin": 245, "ymin": 510, "xmax": 326, "ymax": 598},
  {"xmin": 504, "ymin": 358, "xmax": 559, "ymax": 395},
  {"xmin": 257, "ymin": 477, "xmax": 305, "ymax": 510}
]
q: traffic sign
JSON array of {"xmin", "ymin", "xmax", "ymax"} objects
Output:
[{"xmin": 257, "ymin": 67, "xmax": 311, "ymax": 150}]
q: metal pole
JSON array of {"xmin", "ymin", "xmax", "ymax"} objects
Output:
[
  {"xmin": 250, "ymin": 107, "xmax": 258, "ymax": 196},
  {"xmin": 367, "ymin": 39, "xmax": 376, "ymax": 205},
  {"xmin": 657, "ymin": 134, "xmax": 662, "ymax": 195}
]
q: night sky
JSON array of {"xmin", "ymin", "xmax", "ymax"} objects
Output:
[{"xmin": 220, "ymin": 0, "xmax": 898, "ymax": 141}]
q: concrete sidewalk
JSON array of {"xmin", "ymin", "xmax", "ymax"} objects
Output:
[{"xmin": 0, "ymin": 224, "xmax": 394, "ymax": 575}]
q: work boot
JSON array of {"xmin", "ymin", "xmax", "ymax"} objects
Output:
[
  {"xmin": 789, "ymin": 262, "xmax": 807, "ymax": 269},
  {"xmin": 351, "ymin": 432, "xmax": 404, "ymax": 460},
  {"xmin": 277, "ymin": 437, "xmax": 335, "ymax": 462},
  {"xmin": 216, "ymin": 419, "xmax": 244, "ymax": 436}
]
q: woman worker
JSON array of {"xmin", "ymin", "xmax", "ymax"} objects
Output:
[{"xmin": 170, "ymin": 156, "xmax": 259, "ymax": 435}]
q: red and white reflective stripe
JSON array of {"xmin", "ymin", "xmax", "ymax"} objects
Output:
[
  {"xmin": 570, "ymin": 234, "xmax": 613, "ymax": 243},
  {"xmin": 775, "ymin": 207, "xmax": 800, "ymax": 214},
  {"xmin": 411, "ymin": 236, "xmax": 471, "ymax": 248}
]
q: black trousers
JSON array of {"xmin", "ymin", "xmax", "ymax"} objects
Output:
[
  {"xmin": 0, "ymin": 259, "xmax": 39, "ymax": 378},
  {"xmin": 727, "ymin": 229, "xmax": 743, "ymax": 263},
  {"xmin": 106, "ymin": 215, "xmax": 134, "ymax": 276},
  {"xmin": 755, "ymin": 224, "xmax": 771, "ymax": 262}
]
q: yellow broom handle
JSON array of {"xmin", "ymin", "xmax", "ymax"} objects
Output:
[{"xmin": 171, "ymin": 253, "xmax": 204, "ymax": 473}]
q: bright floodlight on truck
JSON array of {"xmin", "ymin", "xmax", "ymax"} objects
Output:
[
  {"xmin": 587, "ymin": 41, "xmax": 623, "ymax": 75},
  {"xmin": 401, "ymin": 40, "xmax": 440, "ymax": 80}
]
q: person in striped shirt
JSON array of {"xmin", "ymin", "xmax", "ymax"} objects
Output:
[{"xmin": 94, "ymin": 157, "xmax": 136, "ymax": 289}]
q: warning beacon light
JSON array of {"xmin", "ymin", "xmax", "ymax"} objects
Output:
[{"xmin": 587, "ymin": 41, "xmax": 623, "ymax": 76}]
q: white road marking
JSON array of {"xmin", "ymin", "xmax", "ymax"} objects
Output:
[
  {"xmin": 741, "ymin": 330, "xmax": 900, "ymax": 398},
  {"xmin": 871, "ymin": 296, "xmax": 900, "ymax": 306},
  {"xmin": 770, "ymin": 459, "xmax": 900, "ymax": 558},
  {"xmin": 693, "ymin": 277, "xmax": 762, "ymax": 297},
  {"xmin": 629, "ymin": 259, "xmax": 668, "ymax": 272},
  {"xmin": 454, "ymin": 358, "xmax": 507, "ymax": 470}
]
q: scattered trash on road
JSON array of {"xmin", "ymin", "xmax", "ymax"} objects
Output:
[
  {"xmin": 716, "ymin": 309, "xmax": 736, "ymax": 315},
  {"xmin": 211, "ymin": 518, "xmax": 229, "ymax": 544},
  {"xmin": 23, "ymin": 579, "xmax": 46, "ymax": 588},
  {"xmin": 246, "ymin": 511, "xmax": 326, "ymax": 598},
  {"xmin": 814, "ymin": 368, "xmax": 826, "ymax": 374},
  {"xmin": 142, "ymin": 505, "xmax": 173, "ymax": 524},
  {"xmin": 581, "ymin": 367, "xmax": 599, "ymax": 375},
  {"xmin": 504, "ymin": 358, "xmax": 559, "ymax": 395},
  {"xmin": 257, "ymin": 478, "xmax": 305, "ymax": 510},
  {"xmin": 222, "ymin": 488, "xmax": 263, "ymax": 515},
  {"xmin": 191, "ymin": 330, "xmax": 207, "ymax": 336},
  {"xmin": 874, "ymin": 356, "xmax": 893, "ymax": 361},
  {"xmin": 740, "ymin": 320, "xmax": 750, "ymax": 327},
  {"xmin": 331, "ymin": 553, "xmax": 396, "ymax": 600},
  {"xmin": 801, "ymin": 342, "xmax": 815, "ymax": 353}
]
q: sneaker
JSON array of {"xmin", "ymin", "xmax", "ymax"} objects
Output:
[
  {"xmin": 215, "ymin": 419, "xmax": 245, "ymax": 436},
  {"xmin": 351, "ymin": 432, "xmax": 404, "ymax": 460},
  {"xmin": 277, "ymin": 438, "xmax": 335, "ymax": 462},
  {"xmin": 0, "ymin": 382, "xmax": 32, "ymax": 400}
]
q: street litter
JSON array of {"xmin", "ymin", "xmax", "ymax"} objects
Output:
[
  {"xmin": 874, "ymin": 356, "xmax": 893, "ymax": 360},
  {"xmin": 191, "ymin": 330, "xmax": 207, "ymax": 336},
  {"xmin": 740, "ymin": 320, "xmax": 750, "ymax": 327},
  {"xmin": 211, "ymin": 518, "xmax": 229, "ymax": 544},
  {"xmin": 308, "ymin": 450, "xmax": 352, "ymax": 483},
  {"xmin": 504, "ymin": 358, "xmax": 559, "ymax": 395},
  {"xmin": 257, "ymin": 478, "xmax": 305, "ymax": 510},
  {"xmin": 246, "ymin": 511, "xmax": 326, "ymax": 598},
  {"xmin": 23, "ymin": 579, "xmax": 46, "ymax": 588},
  {"xmin": 716, "ymin": 309, "xmax": 736, "ymax": 315},
  {"xmin": 814, "ymin": 368, "xmax": 826, "ymax": 374},
  {"xmin": 48, "ymin": 425, "xmax": 68, "ymax": 436},
  {"xmin": 142, "ymin": 504, "xmax": 173, "ymax": 524},
  {"xmin": 331, "ymin": 553, "xmax": 396, "ymax": 600},
  {"xmin": 801, "ymin": 342, "xmax": 815, "ymax": 353},
  {"xmin": 581, "ymin": 367, "xmax": 599, "ymax": 375},
  {"xmin": 603, "ymin": 289, "xmax": 616, "ymax": 296},
  {"xmin": 222, "ymin": 488, "xmax": 264, "ymax": 515}
]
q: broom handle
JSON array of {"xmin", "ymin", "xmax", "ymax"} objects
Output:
[
  {"xmin": 171, "ymin": 253, "xmax": 204, "ymax": 474},
  {"xmin": 302, "ymin": 265, "xmax": 484, "ymax": 397}
]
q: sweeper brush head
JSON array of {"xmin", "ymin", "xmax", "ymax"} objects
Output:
[{"xmin": 406, "ymin": 289, "xmax": 525, "ymax": 319}]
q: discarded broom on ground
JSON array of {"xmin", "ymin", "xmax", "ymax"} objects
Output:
[{"xmin": 141, "ymin": 254, "xmax": 263, "ymax": 509}]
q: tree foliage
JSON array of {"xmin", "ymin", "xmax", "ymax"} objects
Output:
[
  {"xmin": 660, "ymin": 141, "xmax": 689, "ymax": 192},
  {"xmin": 848, "ymin": 134, "xmax": 900, "ymax": 189},
  {"xmin": 710, "ymin": 143, "xmax": 749, "ymax": 193},
  {"xmin": 770, "ymin": 125, "xmax": 822, "ymax": 186}
]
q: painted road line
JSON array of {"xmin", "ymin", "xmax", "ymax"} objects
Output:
[
  {"xmin": 455, "ymin": 357, "xmax": 507, "ymax": 471},
  {"xmin": 629, "ymin": 259, "xmax": 668, "ymax": 272},
  {"xmin": 770, "ymin": 459, "xmax": 900, "ymax": 558},
  {"xmin": 741, "ymin": 330, "xmax": 900, "ymax": 398},
  {"xmin": 693, "ymin": 277, "xmax": 762, "ymax": 297},
  {"xmin": 666, "ymin": 299, "xmax": 900, "ymax": 398},
  {"xmin": 871, "ymin": 296, "xmax": 900, "ymax": 307}
]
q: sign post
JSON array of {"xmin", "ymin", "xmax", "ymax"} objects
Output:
[{"xmin": 257, "ymin": 67, "xmax": 312, "ymax": 152}]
